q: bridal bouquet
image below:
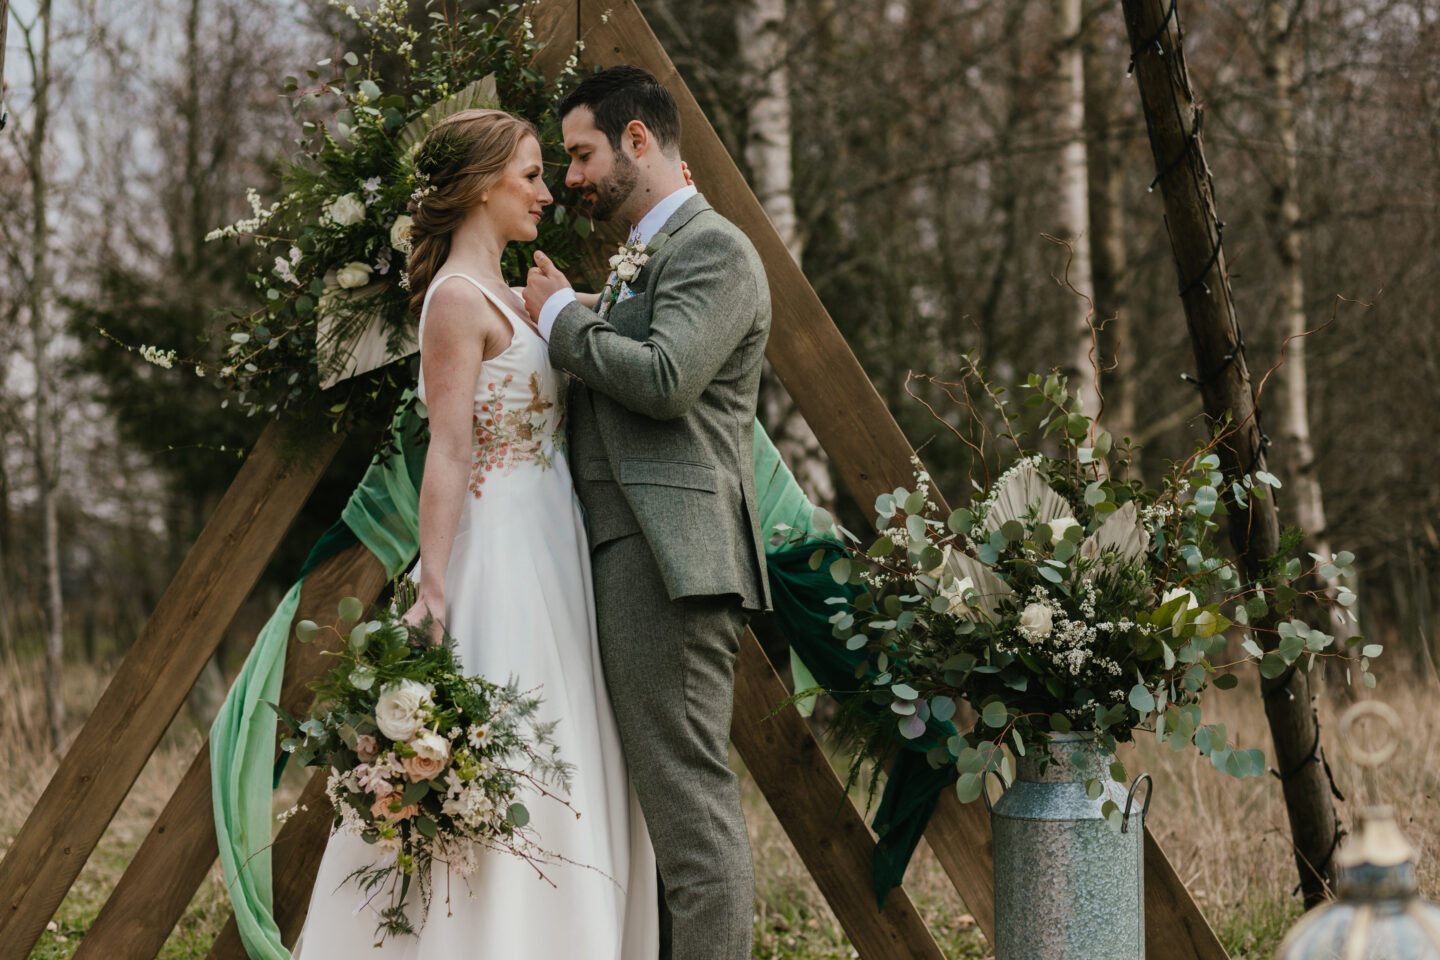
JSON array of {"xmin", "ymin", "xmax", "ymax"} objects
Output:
[
  {"xmin": 789, "ymin": 362, "xmax": 1372, "ymax": 823},
  {"xmin": 271, "ymin": 596, "xmax": 572, "ymax": 940}
]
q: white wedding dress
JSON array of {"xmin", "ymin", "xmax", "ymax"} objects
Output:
[{"xmin": 293, "ymin": 273, "xmax": 659, "ymax": 959}]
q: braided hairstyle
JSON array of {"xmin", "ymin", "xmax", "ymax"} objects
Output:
[{"xmin": 405, "ymin": 108, "xmax": 538, "ymax": 317}]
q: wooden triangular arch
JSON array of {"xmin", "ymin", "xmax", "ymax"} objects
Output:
[{"xmin": 0, "ymin": 2, "xmax": 1229, "ymax": 958}]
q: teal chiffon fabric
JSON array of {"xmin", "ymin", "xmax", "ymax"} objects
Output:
[
  {"xmin": 211, "ymin": 404, "xmax": 950, "ymax": 959},
  {"xmin": 748, "ymin": 423, "xmax": 956, "ymax": 909}
]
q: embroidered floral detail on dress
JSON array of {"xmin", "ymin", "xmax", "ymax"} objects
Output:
[{"xmin": 467, "ymin": 372, "xmax": 561, "ymax": 497}]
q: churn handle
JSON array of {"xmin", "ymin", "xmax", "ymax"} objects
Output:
[
  {"xmin": 1121, "ymin": 773, "xmax": 1153, "ymax": 834},
  {"xmin": 981, "ymin": 769, "xmax": 1007, "ymax": 813}
]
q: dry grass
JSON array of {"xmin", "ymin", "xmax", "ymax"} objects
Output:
[{"xmin": 2, "ymin": 649, "xmax": 1436, "ymax": 959}]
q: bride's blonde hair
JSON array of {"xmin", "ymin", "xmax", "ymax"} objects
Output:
[{"xmin": 406, "ymin": 108, "xmax": 537, "ymax": 317}]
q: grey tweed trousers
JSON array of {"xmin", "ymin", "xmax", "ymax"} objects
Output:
[{"xmin": 591, "ymin": 532, "xmax": 754, "ymax": 960}]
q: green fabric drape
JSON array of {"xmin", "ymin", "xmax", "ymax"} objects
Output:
[
  {"xmin": 211, "ymin": 393, "xmax": 427, "ymax": 960},
  {"xmin": 212, "ymin": 407, "xmax": 947, "ymax": 960},
  {"xmin": 211, "ymin": 581, "xmax": 302, "ymax": 960},
  {"xmin": 750, "ymin": 422, "xmax": 956, "ymax": 909}
]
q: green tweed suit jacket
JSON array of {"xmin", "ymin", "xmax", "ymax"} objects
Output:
[{"xmin": 549, "ymin": 194, "xmax": 772, "ymax": 612}]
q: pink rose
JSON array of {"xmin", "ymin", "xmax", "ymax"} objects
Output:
[
  {"xmin": 355, "ymin": 734, "xmax": 379, "ymax": 762},
  {"xmin": 371, "ymin": 795, "xmax": 419, "ymax": 821},
  {"xmin": 402, "ymin": 753, "xmax": 446, "ymax": 783}
]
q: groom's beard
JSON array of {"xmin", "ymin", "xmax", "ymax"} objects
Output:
[{"xmin": 586, "ymin": 152, "xmax": 639, "ymax": 222}]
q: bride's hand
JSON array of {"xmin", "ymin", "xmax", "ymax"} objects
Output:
[
  {"xmin": 681, "ymin": 160, "xmax": 694, "ymax": 187},
  {"xmin": 400, "ymin": 594, "xmax": 446, "ymax": 646}
]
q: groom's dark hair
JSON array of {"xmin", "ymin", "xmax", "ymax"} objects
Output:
[{"xmin": 559, "ymin": 65, "xmax": 682, "ymax": 156}]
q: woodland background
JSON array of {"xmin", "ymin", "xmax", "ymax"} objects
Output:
[{"xmin": 1, "ymin": 0, "xmax": 1439, "ymax": 953}]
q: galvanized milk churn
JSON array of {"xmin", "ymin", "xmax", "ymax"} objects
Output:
[
  {"xmin": 1278, "ymin": 701, "xmax": 1440, "ymax": 959},
  {"xmin": 987, "ymin": 732, "xmax": 1151, "ymax": 960}
]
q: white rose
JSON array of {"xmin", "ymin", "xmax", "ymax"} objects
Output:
[
  {"xmin": 325, "ymin": 193, "xmax": 366, "ymax": 226},
  {"xmin": 1019, "ymin": 602, "xmax": 1053, "ymax": 639},
  {"xmin": 389, "ymin": 215, "xmax": 413, "ymax": 251},
  {"xmin": 374, "ymin": 679, "xmax": 433, "ymax": 741},
  {"xmin": 1161, "ymin": 586, "xmax": 1199, "ymax": 632},
  {"xmin": 335, "ymin": 261, "xmax": 372, "ymax": 289},
  {"xmin": 633, "ymin": 241, "xmax": 647, "ymax": 254},
  {"xmin": 609, "ymin": 254, "xmax": 623, "ymax": 270},
  {"xmin": 1048, "ymin": 516, "xmax": 1080, "ymax": 544},
  {"xmin": 410, "ymin": 729, "xmax": 450, "ymax": 763},
  {"xmin": 615, "ymin": 259, "xmax": 639, "ymax": 282}
]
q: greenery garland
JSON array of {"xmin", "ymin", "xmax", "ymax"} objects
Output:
[{"xmin": 204, "ymin": 0, "xmax": 591, "ymax": 432}]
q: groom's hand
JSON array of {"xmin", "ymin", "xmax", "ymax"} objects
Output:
[{"xmin": 524, "ymin": 251, "xmax": 571, "ymax": 323}]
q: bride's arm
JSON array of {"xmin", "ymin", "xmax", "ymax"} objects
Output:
[{"xmin": 401, "ymin": 284, "xmax": 495, "ymax": 642}]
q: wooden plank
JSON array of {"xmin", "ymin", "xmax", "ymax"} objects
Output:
[
  {"xmin": 0, "ymin": 418, "xmax": 345, "ymax": 960},
  {"xmin": 923, "ymin": 791, "xmax": 997, "ymax": 938},
  {"xmin": 534, "ymin": 4, "xmax": 1228, "ymax": 958},
  {"xmin": 731, "ymin": 629, "xmax": 948, "ymax": 960},
  {"xmin": 73, "ymin": 541, "xmax": 389, "ymax": 960}
]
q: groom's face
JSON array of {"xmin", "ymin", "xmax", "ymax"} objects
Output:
[{"xmin": 562, "ymin": 106, "xmax": 639, "ymax": 223}]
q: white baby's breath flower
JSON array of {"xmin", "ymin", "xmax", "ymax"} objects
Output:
[{"xmin": 139, "ymin": 345, "xmax": 177, "ymax": 369}]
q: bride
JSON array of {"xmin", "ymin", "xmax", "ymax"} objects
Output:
[{"xmin": 292, "ymin": 108, "xmax": 659, "ymax": 958}]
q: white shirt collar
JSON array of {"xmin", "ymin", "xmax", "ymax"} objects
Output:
[{"xmin": 633, "ymin": 185, "xmax": 697, "ymax": 245}]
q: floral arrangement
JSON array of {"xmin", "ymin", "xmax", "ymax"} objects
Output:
[
  {"xmin": 783, "ymin": 360, "xmax": 1372, "ymax": 824},
  {"xmin": 202, "ymin": 0, "xmax": 589, "ymax": 429},
  {"xmin": 271, "ymin": 593, "xmax": 573, "ymax": 940}
]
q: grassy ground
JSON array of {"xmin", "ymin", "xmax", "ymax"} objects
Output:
[{"xmin": 3, "ymin": 649, "xmax": 1435, "ymax": 959}]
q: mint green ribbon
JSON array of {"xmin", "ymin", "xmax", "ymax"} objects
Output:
[{"xmin": 210, "ymin": 393, "xmax": 426, "ymax": 960}]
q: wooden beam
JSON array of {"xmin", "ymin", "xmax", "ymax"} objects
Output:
[
  {"xmin": 0, "ymin": 418, "xmax": 345, "ymax": 960},
  {"xmin": 731, "ymin": 629, "xmax": 948, "ymax": 960},
  {"xmin": 534, "ymin": 3, "xmax": 1228, "ymax": 958},
  {"xmin": 71, "ymin": 541, "xmax": 389, "ymax": 960}
]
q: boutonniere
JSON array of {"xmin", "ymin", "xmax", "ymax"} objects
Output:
[{"xmin": 603, "ymin": 233, "xmax": 670, "ymax": 310}]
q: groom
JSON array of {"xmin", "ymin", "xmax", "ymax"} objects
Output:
[{"xmin": 524, "ymin": 66, "xmax": 770, "ymax": 960}]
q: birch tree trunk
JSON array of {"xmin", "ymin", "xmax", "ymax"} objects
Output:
[
  {"xmin": 19, "ymin": 0, "xmax": 65, "ymax": 753},
  {"xmin": 1, "ymin": 0, "xmax": 10, "ymax": 106},
  {"xmin": 738, "ymin": 0, "xmax": 835, "ymax": 509},
  {"xmin": 1082, "ymin": 0, "xmax": 1137, "ymax": 469},
  {"xmin": 1057, "ymin": 0, "xmax": 1097, "ymax": 417},
  {"xmin": 1263, "ymin": 0, "xmax": 1354, "ymax": 687}
]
